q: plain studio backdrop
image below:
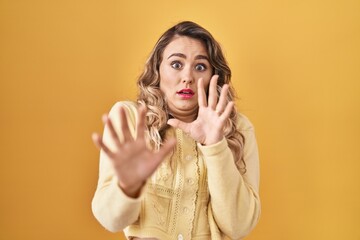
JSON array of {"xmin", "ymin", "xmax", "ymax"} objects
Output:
[{"xmin": 0, "ymin": 0, "xmax": 359, "ymax": 239}]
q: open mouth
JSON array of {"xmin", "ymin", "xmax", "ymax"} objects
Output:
[
  {"xmin": 177, "ymin": 89, "xmax": 194, "ymax": 95},
  {"xmin": 176, "ymin": 89, "xmax": 195, "ymax": 99}
]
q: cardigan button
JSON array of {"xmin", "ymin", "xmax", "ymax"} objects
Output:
[
  {"xmin": 185, "ymin": 155, "xmax": 193, "ymax": 161},
  {"xmin": 178, "ymin": 234, "xmax": 183, "ymax": 240},
  {"xmin": 187, "ymin": 178, "xmax": 194, "ymax": 185}
]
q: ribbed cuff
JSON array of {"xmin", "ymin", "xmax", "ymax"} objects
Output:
[{"xmin": 197, "ymin": 137, "xmax": 228, "ymax": 156}]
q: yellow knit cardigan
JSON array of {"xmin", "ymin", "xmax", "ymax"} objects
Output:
[{"xmin": 92, "ymin": 101, "xmax": 261, "ymax": 240}]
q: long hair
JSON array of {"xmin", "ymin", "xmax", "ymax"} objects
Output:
[{"xmin": 137, "ymin": 21, "xmax": 246, "ymax": 173}]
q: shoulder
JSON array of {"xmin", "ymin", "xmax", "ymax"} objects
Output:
[
  {"xmin": 236, "ymin": 113, "xmax": 255, "ymax": 132},
  {"xmin": 109, "ymin": 101, "xmax": 138, "ymax": 114},
  {"xmin": 108, "ymin": 101, "xmax": 139, "ymax": 125}
]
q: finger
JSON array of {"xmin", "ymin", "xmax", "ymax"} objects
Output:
[
  {"xmin": 215, "ymin": 84, "xmax": 229, "ymax": 114},
  {"xmin": 167, "ymin": 119, "xmax": 191, "ymax": 134},
  {"xmin": 92, "ymin": 132, "xmax": 102, "ymax": 149},
  {"xmin": 92, "ymin": 133, "xmax": 115, "ymax": 158},
  {"xmin": 136, "ymin": 105, "xmax": 147, "ymax": 140},
  {"xmin": 102, "ymin": 114, "xmax": 122, "ymax": 148},
  {"xmin": 197, "ymin": 78, "xmax": 207, "ymax": 107},
  {"xmin": 219, "ymin": 101, "xmax": 234, "ymax": 121},
  {"xmin": 143, "ymin": 139, "xmax": 176, "ymax": 176},
  {"xmin": 119, "ymin": 106, "xmax": 132, "ymax": 142},
  {"xmin": 208, "ymin": 75, "xmax": 219, "ymax": 110},
  {"xmin": 155, "ymin": 138, "xmax": 177, "ymax": 163}
]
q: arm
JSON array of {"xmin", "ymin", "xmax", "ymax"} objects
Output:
[
  {"xmin": 91, "ymin": 102, "xmax": 142, "ymax": 232},
  {"xmin": 91, "ymin": 102, "xmax": 176, "ymax": 232},
  {"xmin": 199, "ymin": 115, "xmax": 260, "ymax": 239}
]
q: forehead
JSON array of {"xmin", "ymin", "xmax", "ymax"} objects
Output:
[{"xmin": 163, "ymin": 36, "xmax": 208, "ymax": 57}]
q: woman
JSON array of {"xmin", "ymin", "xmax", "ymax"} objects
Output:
[{"xmin": 92, "ymin": 21, "xmax": 260, "ymax": 240}]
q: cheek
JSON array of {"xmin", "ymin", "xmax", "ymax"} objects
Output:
[
  {"xmin": 159, "ymin": 74, "xmax": 173, "ymax": 95},
  {"xmin": 201, "ymin": 70, "xmax": 212, "ymax": 84},
  {"xmin": 159, "ymin": 65, "xmax": 177, "ymax": 88},
  {"xmin": 159, "ymin": 65, "xmax": 167, "ymax": 90},
  {"xmin": 159, "ymin": 79, "xmax": 169, "ymax": 95},
  {"xmin": 202, "ymin": 77, "xmax": 211, "ymax": 91}
]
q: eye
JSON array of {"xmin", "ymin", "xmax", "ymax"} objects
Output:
[
  {"xmin": 195, "ymin": 64, "xmax": 207, "ymax": 71},
  {"xmin": 171, "ymin": 61, "xmax": 182, "ymax": 69}
]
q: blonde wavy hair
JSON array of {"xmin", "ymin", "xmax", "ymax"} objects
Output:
[{"xmin": 137, "ymin": 21, "xmax": 246, "ymax": 173}]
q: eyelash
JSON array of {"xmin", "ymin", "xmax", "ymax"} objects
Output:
[{"xmin": 170, "ymin": 61, "xmax": 207, "ymax": 71}]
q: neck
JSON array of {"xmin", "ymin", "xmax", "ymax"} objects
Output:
[{"xmin": 168, "ymin": 106, "xmax": 198, "ymax": 123}]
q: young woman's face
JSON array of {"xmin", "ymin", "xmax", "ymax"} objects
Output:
[{"xmin": 159, "ymin": 36, "xmax": 212, "ymax": 118}]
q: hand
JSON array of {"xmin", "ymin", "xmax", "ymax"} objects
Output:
[
  {"xmin": 92, "ymin": 105, "xmax": 176, "ymax": 198},
  {"xmin": 167, "ymin": 75, "xmax": 234, "ymax": 146}
]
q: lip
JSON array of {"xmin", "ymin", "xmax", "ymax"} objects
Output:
[{"xmin": 176, "ymin": 88, "xmax": 195, "ymax": 99}]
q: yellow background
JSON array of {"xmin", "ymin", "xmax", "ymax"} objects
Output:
[{"xmin": 0, "ymin": 0, "xmax": 359, "ymax": 239}]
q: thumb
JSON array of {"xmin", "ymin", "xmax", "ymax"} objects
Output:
[{"xmin": 167, "ymin": 118, "xmax": 190, "ymax": 133}]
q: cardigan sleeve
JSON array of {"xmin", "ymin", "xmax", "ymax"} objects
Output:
[
  {"xmin": 198, "ymin": 113, "xmax": 261, "ymax": 239},
  {"xmin": 91, "ymin": 101, "xmax": 145, "ymax": 232}
]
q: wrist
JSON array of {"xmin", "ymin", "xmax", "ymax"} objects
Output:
[
  {"xmin": 118, "ymin": 181, "xmax": 145, "ymax": 198},
  {"xmin": 203, "ymin": 135, "xmax": 223, "ymax": 146}
]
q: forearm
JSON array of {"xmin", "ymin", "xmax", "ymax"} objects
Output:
[
  {"xmin": 92, "ymin": 175, "xmax": 143, "ymax": 232},
  {"xmin": 199, "ymin": 138, "xmax": 261, "ymax": 239},
  {"xmin": 92, "ymin": 101, "xmax": 144, "ymax": 231}
]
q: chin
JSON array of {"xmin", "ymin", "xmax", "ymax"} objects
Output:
[{"xmin": 176, "ymin": 102, "xmax": 198, "ymax": 111}]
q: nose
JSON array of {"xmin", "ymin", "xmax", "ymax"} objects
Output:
[
  {"xmin": 181, "ymin": 68, "xmax": 194, "ymax": 85},
  {"xmin": 182, "ymin": 78, "xmax": 193, "ymax": 85}
]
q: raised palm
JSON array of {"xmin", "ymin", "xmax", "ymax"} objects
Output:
[
  {"xmin": 167, "ymin": 75, "xmax": 234, "ymax": 146},
  {"xmin": 92, "ymin": 105, "xmax": 176, "ymax": 197}
]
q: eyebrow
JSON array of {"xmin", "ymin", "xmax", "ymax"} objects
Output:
[{"xmin": 167, "ymin": 53, "xmax": 209, "ymax": 61}]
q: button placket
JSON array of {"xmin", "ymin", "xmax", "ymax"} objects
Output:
[
  {"xmin": 185, "ymin": 155, "xmax": 193, "ymax": 161},
  {"xmin": 176, "ymin": 131, "xmax": 199, "ymax": 240}
]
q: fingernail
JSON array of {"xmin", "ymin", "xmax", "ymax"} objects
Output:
[
  {"xmin": 91, "ymin": 133, "xmax": 99, "ymax": 142},
  {"xmin": 102, "ymin": 114, "xmax": 108, "ymax": 123},
  {"xmin": 91, "ymin": 132, "xmax": 96, "ymax": 137}
]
